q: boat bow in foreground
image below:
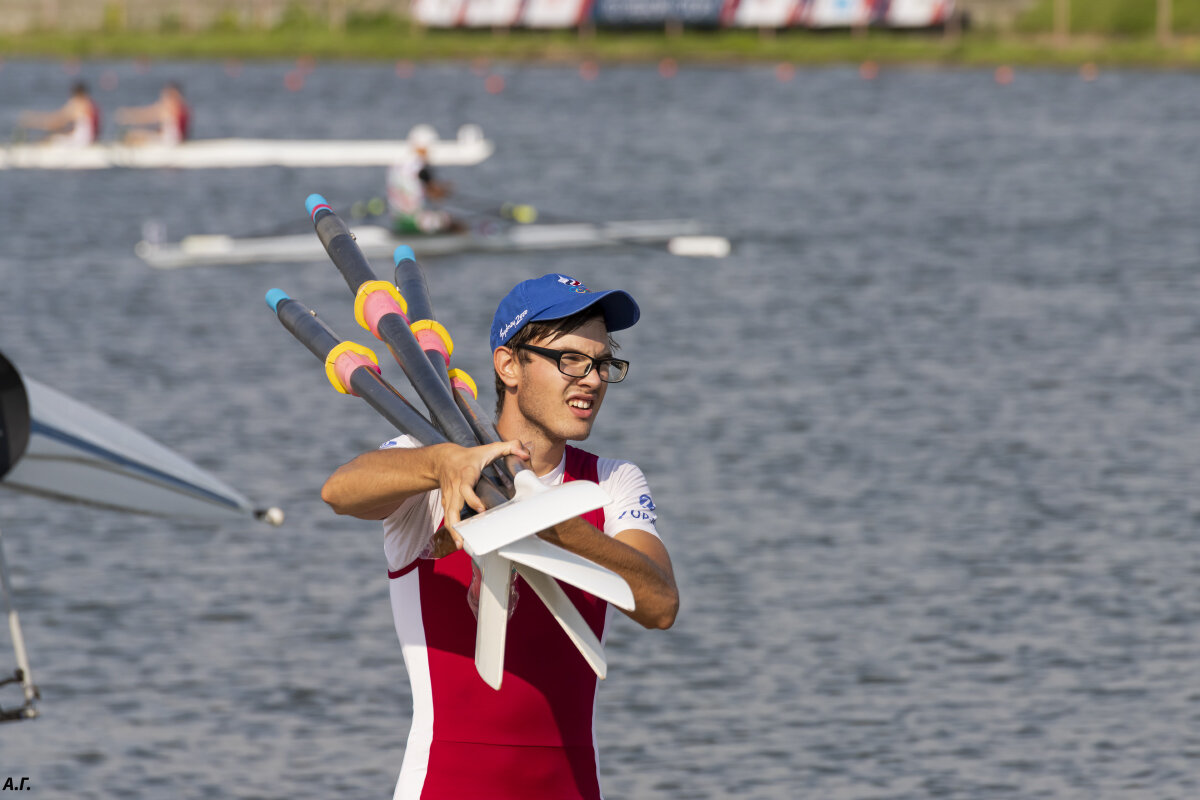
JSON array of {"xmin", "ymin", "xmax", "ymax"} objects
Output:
[{"xmin": 0, "ymin": 350, "xmax": 282, "ymax": 722}]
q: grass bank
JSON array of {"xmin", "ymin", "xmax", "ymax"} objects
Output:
[
  {"xmin": 1018, "ymin": 0, "xmax": 1200, "ymax": 37},
  {"xmin": 3, "ymin": 13, "xmax": 1200, "ymax": 70}
]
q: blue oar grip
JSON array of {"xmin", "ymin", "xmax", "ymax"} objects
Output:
[
  {"xmin": 305, "ymin": 194, "xmax": 329, "ymax": 216},
  {"xmin": 265, "ymin": 288, "xmax": 290, "ymax": 312},
  {"xmin": 393, "ymin": 245, "xmax": 416, "ymax": 266}
]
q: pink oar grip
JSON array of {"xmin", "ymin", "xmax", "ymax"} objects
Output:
[
  {"xmin": 413, "ymin": 327, "xmax": 450, "ymax": 365},
  {"xmin": 354, "ymin": 280, "xmax": 409, "ymax": 340},
  {"xmin": 410, "ymin": 319, "xmax": 454, "ymax": 366},
  {"xmin": 334, "ymin": 352, "xmax": 380, "ymax": 395},
  {"xmin": 325, "ymin": 341, "xmax": 382, "ymax": 395},
  {"xmin": 448, "ymin": 368, "xmax": 478, "ymax": 399}
]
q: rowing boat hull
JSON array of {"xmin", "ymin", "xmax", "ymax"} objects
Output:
[
  {"xmin": 0, "ymin": 125, "xmax": 492, "ymax": 170},
  {"xmin": 0, "ymin": 353, "xmax": 266, "ymax": 522},
  {"xmin": 136, "ymin": 219, "xmax": 711, "ymax": 268}
]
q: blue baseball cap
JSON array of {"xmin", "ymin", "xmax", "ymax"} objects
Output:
[{"xmin": 490, "ymin": 273, "xmax": 640, "ymax": 351}]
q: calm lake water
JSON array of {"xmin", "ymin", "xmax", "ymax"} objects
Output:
[{"xmin": 2, "ymin": 57, "xmax": 1200, "ymax": 799}]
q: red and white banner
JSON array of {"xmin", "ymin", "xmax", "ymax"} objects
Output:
[
  {"xmin": 731, "ymin": 0, "xmax": 805, "ymax": 28},
  {"xmin": 522, "ymin": 0, "xmax": 592, "ymax": 27},
  {"xmin": 801, "ymin": 0, "xmax": 875, "ymax": 28},
  {"xmin": 461, "ymin": 0, "xmax": 526, "ymax": 27},
  {"xmin": 412, "ymin": 0, "xmax": 467, "ymax": 27},
  {"xmin": 416, "ymin": 0, "xmax": 950, "ymax": 28},
  {"xmin": 885, "ymin": 0, "xmax": 953, "ymax": 27}
]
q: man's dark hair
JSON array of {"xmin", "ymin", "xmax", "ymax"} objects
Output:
[{"xmin": 493, "ymin": 308, "xmax": 618, "ymax": 417}]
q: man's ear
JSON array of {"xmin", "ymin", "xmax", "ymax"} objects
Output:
[{"xmin": 494, "ymin": 347, "xmax": 520, "ymax": 389}]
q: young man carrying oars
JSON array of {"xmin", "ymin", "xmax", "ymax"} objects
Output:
[{"xmin": 321, "ymin": 273, "xmax": 679, "ymax": 799}]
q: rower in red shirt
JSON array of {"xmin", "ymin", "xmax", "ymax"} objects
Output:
[
  {"xmin": 115, "ymin": 81, "xmax": 190, "ymax": 145},
  {"xmin": 18, "ymin": 81, "xmax": 101, "ymax": 146},
  {"xmin": 321, "ymin": 273, "xmax": 679, "ymax": 799}
]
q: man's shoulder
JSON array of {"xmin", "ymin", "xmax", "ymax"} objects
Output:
[{"xmin": 565, "ymin": 445, "xmax": 644, "ymax": 484}]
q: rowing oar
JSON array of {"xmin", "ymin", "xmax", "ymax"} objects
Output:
[
  {"xmin": 306, "ymin": 194, "xmax": 482, "ymax": 451},
  {"xmin": 265, "ymin": 288, "xmax": 631, "ymax": 687},
  {"xmin": 306, "ymin": 194, "xmax": 513, "ymax": 496},
  {"xmin": 300, "ymin": 196, "xmax": 638, "ymax": 681},
  {"xmin": 264, "ymin": 290, "xmax": 457, "ymax": 464},
  {"xmin": 266, "ymin": 283, "xmax": 632, "ymax": 687},
  {"xmin": 302, "ymin": 196, "xmax": 631, "ymax": 552}
]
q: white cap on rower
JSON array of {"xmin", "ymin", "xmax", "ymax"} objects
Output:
[{"xmin": 408, "ymin": 124, "xmax": 437, "ymax": 149}]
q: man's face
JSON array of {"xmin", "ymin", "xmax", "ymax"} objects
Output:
[{"xmin": 512, "ymin": 316, "xmax": 611, "ymax": 443}]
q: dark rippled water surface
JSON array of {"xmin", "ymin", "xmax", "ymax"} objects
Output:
[{"xmin": 3, "ymin": 59, "xmax": 1200, "ymax": 799}]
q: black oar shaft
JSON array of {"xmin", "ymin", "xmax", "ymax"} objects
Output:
[
  {"xmin": 305, "ymin": 196, "xmax": 479, "ymax": 450},
  {"xmin": 273, "ymin": 292, "xmax": 342, "ymax": 359},
  {"xmin": 395, "ymin": 250, "xmax": 452, "ymax": 390},
  {"xmin": 350, "ymin": 373, "xmax": 448, "ymax": 450},
  {"xmin": 310, "ymin": 202, "xmax": 377, "ymax": 294},
  {"xmin": 454, "ymin": 388, "xmax": 500, "ymax": 446},
  {"xmin": 395, "ymin": 254, "xmax": 437, "ymax": 326}
]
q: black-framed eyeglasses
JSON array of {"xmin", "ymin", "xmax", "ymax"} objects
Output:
[{"xmin": 515, "ymin": 344, "xmax": 630, "ymax": 383}]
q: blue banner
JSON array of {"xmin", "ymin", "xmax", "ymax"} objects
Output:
[{"xmin": 591, "ymin": 0, "xmax": 729, "ymax": 27}]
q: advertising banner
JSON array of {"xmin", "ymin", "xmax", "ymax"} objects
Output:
[
  {"xmin": 803, "ymin": 0, "xmax": 875, "ymax": 28},
  {"xmin": 522, "ymin": 0, "xmax": 593, "ymax": 27},
  {"xmin": 591, "ymin": 0, "xmax": 731, "ymax": 27},
  {"xmin": 461, "ymin": 0, "xmax": 525, "ymax": 26},
  {"xmin": 732, "ymin": 0, "xmax": 805, "ymax": 28},
  {"xmin": 885, "ymin": 0, "xmax": 953, "ymax": 27},
  {"xmin": 412, "ymin": 0, "xmax": 467, "ymax": 27}
]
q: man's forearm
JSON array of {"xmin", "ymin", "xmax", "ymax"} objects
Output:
[
  {"xmin": 321, "ymin": 445, "xmax": 447, "ymax": 519},
  {"xmin": 538, "ymin": 518, "xmax": 678, "ymax": 629}
]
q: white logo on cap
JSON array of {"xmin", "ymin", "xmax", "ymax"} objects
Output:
[{"xmin": 498, "ymin": 309, "xmax": 529, "ymax": 341}]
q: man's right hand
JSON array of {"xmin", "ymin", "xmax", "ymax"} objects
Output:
[{"xmin": 437, "ymin": 439, "xmax": 529, "ymax": 549}]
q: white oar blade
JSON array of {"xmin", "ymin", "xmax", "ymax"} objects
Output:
[
  {"xmin": 458, "ymin": 474, "xmax": 610, "ymax": 556},
  {"xmin": 473, "ymin": 553, "xmax": 512, "ymax": 690},
  {"xmin": 514, "ymin": 564, "xmax": 608, "ymax": 680},
  {"xmin": 499, "ymin": 536, "xmax": 634, "ymax": 611},
  {"xmin": 667, "ymin": 235, "xmax": 730, "ymax": 258}
]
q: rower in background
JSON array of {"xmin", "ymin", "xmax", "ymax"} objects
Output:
[
  {"xmin": 115, "ymin": 81, "xmax": 190, "ymax": 145},
  {"xmin": 17, "ymin": 81, "xmax": 100, "ymax": 146},
  {"xmin": 386, "ymin": 128, "xmax": 465, "ymax": 235}
]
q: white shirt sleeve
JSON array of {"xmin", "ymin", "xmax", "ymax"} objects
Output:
[
  {"xmin": 379, "ymin": 435, "xmax": 444, "ymax": 572},
  {"xmin": 596, "ymin": 457, "xmax": 660, "ymax": 540}
]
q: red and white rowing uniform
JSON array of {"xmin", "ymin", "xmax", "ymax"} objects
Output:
[
  {"xmin": 380, "ymin": 438, "xmax": 660, "ymax": 800},
  {"xmin": 161, "ymin": 100, "xmax": 190, "ymax": 145},
  {"xmin": 68, "ymin": 98, "xmax": 100, "ymax": 145}
]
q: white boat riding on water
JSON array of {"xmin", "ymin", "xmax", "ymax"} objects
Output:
[
  {"xmin": 0, "ymin": 124, "xmax": 492, "ymax": 170},
  {"xmin": 0, "ymin": 350, "xmax": 283, "ymax": 722},
  {"xmin": 136, "ymin": 218, "xmax": 731, "ymax": 269}
]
